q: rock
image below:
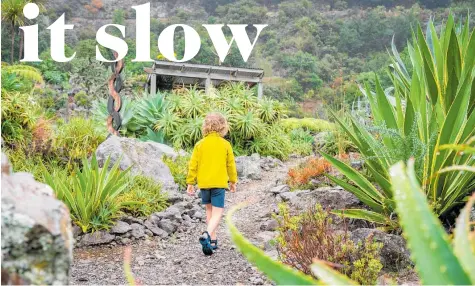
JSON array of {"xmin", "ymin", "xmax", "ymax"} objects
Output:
[
  {"xmin": 162, "ymin": 206, "xmax": 183, "ymax": 223},
  {"xmin": 312, "ymin": 187, "xmax": 360, "ymax": 210},
  {"xmin": 81, "ymin": 231, "xmax": 115, "ymax": 246},
  {"xmin": 145, "ymin": 229, "xmax": 153, "ymax": 237},
  {"xmin": 351, "ymin": 228, "xmax": 412, "ymax": 271},
  {"xmin": 470, "ymin": 206, "xmax": 475, "ymax": 222},
  {"xmin": 157, "ymin": 219, "xmax": 177, "ymax": 234},
  {"xmin": 182, "ymin": 214, "xmax": 192, "ymax": 222},
  {"xmin": 95, "ymin": 136, "xmax": 183, "ymax": 203},
  {"xmin": 192, "ymin": 210, "xmax": 204, "ymax": 220},
  {"xmin": 260, "ymin": 156, "xmax": 283, "ymax": 170},
  {"xmin": 174, "ymin": 201, "xmax": 193, "ymax": 214},
  {"xmin": 110, "ymin": 220, "xmax": 132, "ymax": 235},
  {"xmin": 187, "ymin": 205, "xmax": 203, "ymax": 217},
  {"xmin": 260, "ymin": 219, "xmax": 279, "ymax": 231},
  {"xmin": 120, "ymin": 238, "xmax": 131, "ymax": 245},
  {"xmin": 72, "ymin": 224, "xmax": 82, "ymax": 238},
  {"xmin": 268, "ymin": 184, "xmax": 290, "ymax": 194},
  {"xmin": 1, "ymin": 153, "xmax": 73, "ymax": 284},
  {"xmin": 235, "ymin": 155, "xmax": 262, "ymax": 180},
  {"xmin": 143, "ymin": 219, "xmax": 168, "ymax": 238},
  {"xmin": 278, "ymin": 187, "xmax": 360, "ymax": 211},
  {"xmin": 121, "ymin": 216, "xmax": 143, "ymax": 225},
  {"xmin": 130, "ymin": 223, "xmax": 146, "ymax": 239}
]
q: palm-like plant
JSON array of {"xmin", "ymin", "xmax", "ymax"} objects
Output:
[
  {"xmin": 257, "ymin": 97, "xmax": 278, "ymax": 123},
  {"xmin": 180, "ymin": 87, "xmax": 207, "ymax": 118},
  {"xmin": 182, "ymin": 117, "xmax": 204, "ymax": 147},
  {"xmin": 1, "ymin": 0, "xmax": 25, "ymax": 63},
  {"xmin": 234, "ymin": 111, "xmax": 263, "ymax": 140},
  {"xmin": 154, "ymin": 110, "xmax": 181, "ymax": 137},
  {"xmin": 323, "ymin": 15, "xmax": 475, "ymax": 227}
]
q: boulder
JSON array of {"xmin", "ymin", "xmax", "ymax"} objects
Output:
[
  {"xmin": 143, "ymin": 219, "xmax": 168, "ymax": 238},
  {"xmin": 351, "ymin": 228, "xmax": 412, "ymax": 271},
  {"xmin": 235, "ymin": 155, "xmax": 262, "ymax": 180},
  {"xmin": 95, "ymin": 136, "xmax": 182, "ymax": 203},
  {"xmin": 81, "ymin": 231, "xmax": 115, "ymax": 246},
  {"xmin": 157, "ymin": 219, "xmax": 177, "ymax": 235},
  {"xmin": 278, "ymin": 187, "xmax": 360, "ymax": 211},
  {"xmin": 1, "ymin": 153, "xmax": 73, "ymax": 284},
  {"xmin": 162, "ymin": 206, "xmax": 183, "ymax": 223},
  {"xmin": 110, "ymin": 220, "xmax": 132, "ymax": 235},
  {"xmin": 130, "ymin": 223, "xmax": 146, "ymax": 239}
]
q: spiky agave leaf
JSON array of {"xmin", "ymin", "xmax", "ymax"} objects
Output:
[{"xmin": 154, "ymin": 110, "xmax": 181, "ymax": 137}]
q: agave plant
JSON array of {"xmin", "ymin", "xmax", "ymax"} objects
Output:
[
  {"xmin": 322, "ymin": 14, "xmax": 475, "ymax": 227},
  {"xmin": 182, "ymin": 117, "xmax": 204, "ymax": 147},
  {"xmin": 257, "ymin": 97, "xmax": 278, "ymax": 123},
  {"xmin": 227, "ymin": 160, "xmax": 475, "ymax": 285},
  {"xmin": 44, "ymin": 155, "xmax": 134, "ymax": 233},
  {"xmin": 134, "ymin": 92, "xmax": 168, "ymax": 131},
  {"xmin": 91, "ymin": 97, "xmax": 140, "ymax": 136},
  {"xmin": 139, "ymin": 127, "xmax": 166, "ymax": 144}
]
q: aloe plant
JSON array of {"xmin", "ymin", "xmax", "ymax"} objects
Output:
[
  {"xmin": 44, "ymin": 155, "xmax": 134, "ymax": 233},
  {"xmin": 228, "ymin": 160, "xmax": 475, "ymax": 285},
  {"xmin": 323, "ymin": 14, "xmax": 475, "ymax": 227}
]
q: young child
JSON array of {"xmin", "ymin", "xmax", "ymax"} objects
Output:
[{"xmin": 186, "ymin": 112, "xmax": 237, "ymax": 255}]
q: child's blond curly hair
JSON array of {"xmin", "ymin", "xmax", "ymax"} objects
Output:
[{"xmin": 202, "ymin": 112, "xmax": 229, "ymax": 137}]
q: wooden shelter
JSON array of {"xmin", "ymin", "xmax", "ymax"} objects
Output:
[{"xmin": 144, "ymin": 61, "xmax": 265, "ymax": 98}]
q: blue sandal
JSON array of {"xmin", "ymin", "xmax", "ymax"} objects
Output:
[
  {"xmin": 211, "ymin": 239, "xmax": 218, "ymax": 250},
  {"xmin": 199, "ymin": 231, "xmax": 213, "ymax": 255}
]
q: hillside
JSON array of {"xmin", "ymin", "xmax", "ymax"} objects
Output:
[{"xmin": 2, "ymin": 0, "xmax": 474, "ymax": 115}]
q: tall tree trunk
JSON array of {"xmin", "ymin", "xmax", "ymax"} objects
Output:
[
  {"xmin": 18, "ymin": 30, "xmax": 23, "ymax": 61},
  {"xmin": 11, "ymin": 22, "xmax": 15, "ymax": 64}
]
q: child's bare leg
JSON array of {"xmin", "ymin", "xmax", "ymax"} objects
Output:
[
  {"xmin": 206, "ymin": 206, "xmax": 224, "ymax": 239},
  {"xmin": 204, "ymin": 204, "xmax": 217, "ymax": 239}
]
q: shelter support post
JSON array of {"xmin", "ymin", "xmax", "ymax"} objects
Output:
[
  {"xmin": 151, "ymin": 74, "xmax": 157, "ymax": 95},
  {"xmin": 205, "ymin": 77, "xmax": 212, "ymax": 95},
  {"xmin": 257, "ymin": 82, "xmax": 263, "ymax": 99}
]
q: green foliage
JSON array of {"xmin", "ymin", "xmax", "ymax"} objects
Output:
[
  {"xmin": 226, "ymin": 203, "xmax": 319, "ymax": 285},
  {"xmin": 33, "ymin": 88, "xmax": 67, "ymax": 114},
  {"xmin": 118, "ymin": 175, "xmax": 168, "ymax": 217},
  {"xmin": 281, "ymin": 118, "xmax": 335, "ymax": 133},
  {"xmin": 1, "ymin": 89, "xmax": 41, "ymax": 146},
  {"xmin": 149, "ymin": 83, "xmax": 292, "ymax": 159},
  {"xmin": 228, "ymin": 161, "xmax": 475, "ymax": 285},
  {"xmin": 92, "ymin": 97, "xmax": 140, "ymax": 136},
  {"xmin": 74, "ymin": 90, "xmax": 92, "ymax": 109},
  {"xmin": 275, "ymin": 203, "xmax": 383, "ymax": 285},
  {"xmin": 2, "ymin": 65, "xmax": 44, "ymax": 84},
  {"xmin": 163, "ymin": 154, "xmax": 191, "ymax": 190},
  {"xmin": 324, "ymin": 15, "xmax": 475, "ymax": 227},
  {"xmin": 54, "ymin": 117, "xmax": 106, "ymax": 163},
  {"xmin": 44, "ymin": 155, "xmax": 133, "ymax": 233},
  {"xmin": 289, "ymin": 128, "xmax": 315, "ymax": 156},
  {"xmin": 389, "ymin": 160, "xmax": 475, "ymax": 284}
]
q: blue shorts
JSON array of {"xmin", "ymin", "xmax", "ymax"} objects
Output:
[{"xmin": 201, "ymin": 188, "xmax": 226, "ymax": 208}]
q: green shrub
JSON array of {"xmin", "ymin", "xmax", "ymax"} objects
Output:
[
  {"xmin": 289, "ymin": 128, "xmax": 314, "ymax": 156},
  {"xmin": 74, "ymin": 90, "xmax": 92, "ymax": 109},
  {"xmin": 44, "ymin": 155, "xmax": 133, "ymax": 233},
  {"xmin": 163, "ymin": 154, "xmax": 190, "ymax": 190},
  {"xmin": 323, "ymin": 15, "xmax": 475, "ymax": 228},
  {"xmin": 54, "ymin": 117, "xmax": 106, "ymax": 163},
  {"xmin": 118, "ymin": 175, "xmax": 169, "ymax": 217},
  {"xmin": 1, "ymin": 90, "xmax": 41, "ymax": 146},
  {"xmin": 226, "ymin": 162, "xmax": 475, "ymax": 285},
  {"xmin": 281, "ymin": 118, "xmax": 335, "ymax": 133},
  {"xmin": 275, "ymin": 203, "xmax": 382, "ymax": 285},
  {"xmin": 33, "ymin": 88, "xmax": 67, "ymax": 114}
]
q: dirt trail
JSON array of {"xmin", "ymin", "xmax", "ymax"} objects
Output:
[{"xmin": 70, "ymin": 159, "xmax": 300, "ymax": 285}]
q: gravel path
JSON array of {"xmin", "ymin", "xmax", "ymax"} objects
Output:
[{"xmin": 70, "ymin": 159, "xmax": 299, "ymax": 285}]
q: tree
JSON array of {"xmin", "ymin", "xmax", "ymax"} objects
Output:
[{"xmin": 1, "ymin": 0, "xmax": 26, "ymax": 63}]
